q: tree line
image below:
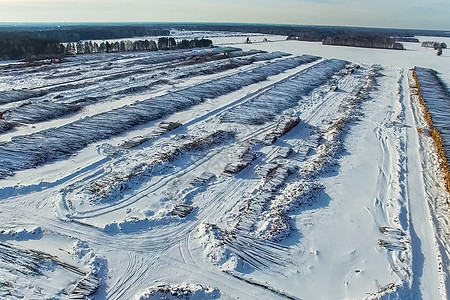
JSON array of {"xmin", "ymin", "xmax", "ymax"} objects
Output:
[
  {"xmin": 322, "ymin": 34, "xmax": 405, "ymax": 50},
  {"xmin": 421, "ymin": 41, "xmax": 447, "ymax": 49},
  {"xmin": 0, "ymin": 26, "xmax": 170, "ymax": 42},
  {"xmin": 0, "ymin": 37, "xmax": 213, "ymax": 60}
]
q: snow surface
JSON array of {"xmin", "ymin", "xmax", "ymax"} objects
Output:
[{"xmin": 0, "ymin": 32, "xmax": 449, "ymax": 300}]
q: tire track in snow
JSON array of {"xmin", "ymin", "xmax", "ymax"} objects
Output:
[
  {"xmin": 149, "ymin": 254, "xmax": 292, "ymax": 300},
  {"xmin": 102, "ymin": 63, "xmax": 363, "ymax": 253},
  {"xmin": 107, "ymin": 254, "xmax": 160, "ymax": 300},
  {"xmin": 59, "ymin": 59, "xmax": 326, "ymax": 220},
  {"xmin": 257, "ymin": 64, "xmax": 364, "ymax": 167},
  {"xmin": 0, "ymin": 58, "xmax": 375, "ymax": 300}
]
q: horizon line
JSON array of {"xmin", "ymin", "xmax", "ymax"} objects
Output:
[{"xmin": 0, "ymin": 22, "xmax": 449, "ymax": 33}]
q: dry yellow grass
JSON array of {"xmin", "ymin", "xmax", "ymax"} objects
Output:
[{"xmin": 412, "ymin": 69, "xmax": 450, "ymax": 194}]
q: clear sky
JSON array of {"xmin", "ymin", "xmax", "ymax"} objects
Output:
[{"xmin": 0, "ymin": 0, "xmax": 449, "ymax": 30}]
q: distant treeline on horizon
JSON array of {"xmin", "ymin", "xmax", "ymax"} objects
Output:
[
  {"xmin": 0, "ymin": 25, "xmax": 173, "ymax": 60},
  {"xmin": 64, "ymin": 37, "xmax": 213, "ymax": 55},
  {"xmin": 0, "ymin": 36, "xmax": 213, "ymax": 60},
  {"xmin": 0, "ymin": 23, "xmax": 448, "ymax": 60},
  {"xmin": 1, "ymin": 23, "xmax": 449, "ymax": 38},
  {"xmin": 0, "ymin": 25, "xmax": 170, "ymax": 42}
]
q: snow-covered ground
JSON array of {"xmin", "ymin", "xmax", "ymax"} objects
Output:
[
  {"xmin": 87, "ymin": 29, "xmax": 286, "ymax": 46},
  {"xmin": 0, "ymin": 32, "xmax": 449, "ymax": 299}
]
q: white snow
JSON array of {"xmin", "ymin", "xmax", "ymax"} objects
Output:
[{"xmin": 0, "ymin": 32, "xmax": 448, "ymax": 300}]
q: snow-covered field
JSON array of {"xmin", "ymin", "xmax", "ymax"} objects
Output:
[
  {"xmin": 87, "ymin": 29, "xmax": 286, "ymax": 46},
  {"xmin": 0, "ymin": 32, "xmax": 449, "ymax": 300}
]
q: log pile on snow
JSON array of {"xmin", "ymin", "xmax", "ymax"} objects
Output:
[
  {"xmin": 0, "ymin": 241, "xmax": 98, "ymax": 299},
  {"xmin": 222, "ymin": 232, "xmax": 290, "ymax": 270},
  {"xmin": 190, "ymin": 171, "xmax": 216, "ymax": 186},
  {"xmin": 234, "ymin": 64, "xmax": 381, "ymax": 242},
  {"xmin": 301, "ymin": 65, "xmax": 381, "ymax": 179},
  {"xmin": 0, "ymin": 119, "xmax": 15, "ymax": 133},
  {"xmin": 120, "ymin": 121, "xmax": 183, "ymax": 149},
  {"xmin": 408, "ymin": 68, "xmax": 450, "ymax": 294},
  {"xmin": 0, "ymin": 89, "xmax": 45, "ymax": 105},
  {"xmin": 165, "ymin": 172, "xmax": 216, "ymax": 218},
  {"xmin": 273, "ymin": 116, "xmax": 300, "ymax": 136},
  {"xmin": 270, "ymin": 66, "xmax": 380, "ymax": 241},
  {"xmin": 299, "ymin": 129, "xmax": 342, "ymax": 178},
  {"xmin": 255, "ymin": 162, "xmax": 278, "ymax": 177},
  {"xmin": 255, "ymin": 181, "xmax": 323, "ymax": 241},
  {"xmin": 258, "ymin": 164, "xmax": 290, "ymax": 192},
  {"xmin": 165, "ymin": 171, "xmax": 216, "ymax": 214},
  {"xmin": 223, "ymin": 141, "xmax": 258, "ymax": 174},
  {"xmin": 0, "ymin": 242, "xmax": 60, "ymax": 297},
  {"xmin": 7, "ymin": 102, "xmax": 81, "ymax": 124},
  {"xmin": 98, "ymin": 174, "xmax": 214, "ymax": 233},
  {"xmin": 250, "ymin": 51, "xmax": 291, "ymax": 61},
  {"xmin": 234, "ymin": 163, "xmax": 292, "ymax": 236},
  {"xmin": 0, "ymin": 55, "xmax": 318, "ymax": 179},
  {"xmin": 1, "ymin": 49, "xmax": 288, "ymax": 128},
  {"xmin": 0, "ymin": 227, "xmax": 42, "ymax": 241},
  {"xmin": 86, "ymin": 131, "xmax": 234, "ymax": 202},
  {"xmin": 0, "ymin": 47, "xmax": 237, "ymax": 96},
  {"xmin": 134, "ymin": 284, "xmax": 220, "ymax": 300},
  {"xmin": 263, "ymin": 116, "xmax": 300, "ymax": 144},
  {"xmin": 274, "ymin": 146, "xmax": 293, "ymax": 159},
  {"xmin": 75, "ymin": 50, "xmax": 288, "ymax": 102},
  {"xmin": 171, "ymin": 203, "xmax": 194, "ymax": 218},
  {"xmin": 69, "ymin": 240, "xmax": 107, "ymax": 299},
  {"xmin": 68, "ymin": 273, "xmax": 100, "ymax": 300},
  {"xmin": 0, "ymin": 242, "xmax": 56, "ymax": 277},
  {"xmin": 104, "ymin": 216, "xmax": 172, "ymax": 233},
  {"xmin": 410, "ymin": 68, "xmax": 450, "ymax": 194},
  {"xmin": 220, "ymin": 59, "xmax": 346, "ymax": 125}
]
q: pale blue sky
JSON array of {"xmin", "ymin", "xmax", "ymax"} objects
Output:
[{"xmin": 0, "ymin": 0, "xmax": 449, "ymax": 30}]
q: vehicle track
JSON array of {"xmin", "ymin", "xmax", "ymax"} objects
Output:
[
  {"xmin": 58, "ymin": 59, "xmax": 326, "ymax": 219},
  {"xmin": 0, "ymin": 57, "xmax": 386, "ymax": 300}
]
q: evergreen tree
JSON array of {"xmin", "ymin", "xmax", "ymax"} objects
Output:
[
  {"xmin": 119, "ymin": 41, "xmax": 126, "ymax": 52},
  {"xmin": 93, "ymin": 42, "xmax": 99, "ymax": 53},
  {"xmin": 99, "ymin": 42, "xmax": 106, "ymax": 53},
  {"xmin": 84, "ymin": 41, "xmax": 91, "ymax": 54},
  {"xmin": 105, "ymin": 41, "xmax": 111, "ymax": 52},
  {"xmin": 158, "ymin": 37, "xmax": 168, "ymax": 50},
  {"xmin": 76, "ymin": 41, "xmax": 84, "ymax": 54}
]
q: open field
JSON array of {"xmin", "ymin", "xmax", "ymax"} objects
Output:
[{"xmin": 0, "ymin": 32, "xmax": 449, "ymax": 299}]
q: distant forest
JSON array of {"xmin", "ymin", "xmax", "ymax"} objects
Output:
[
  {"xmin": 0, "ymin": 35, "xmax": 213, "ymax": 60},
  {"xmin": 321, "ymin": 35, "xmax": 405, "ymax": 50},
  {"xmin": 284, "ymin": 30, "xmax": 406, "ymax": 50},
  {"xmin": 65, "ymin": 38, "xmax": 213, "ymax": 55},
  {"xmin": 159, "ymin": 23, "xmax": 450, "ymax": 39},
  {"xmin": 1, "ymin": 23, "xmax": 449, "ymax": 60},
  {"xmin": 421, "ymin": 41, "xmax": 447, "ymax": 49},
  {"xmin": 0, "ymin": 26, "xmax": 169, "ymax": 60},
  {"xmin": 0, "ymin": 26, "xmax": 170, "ymax": 42}
]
